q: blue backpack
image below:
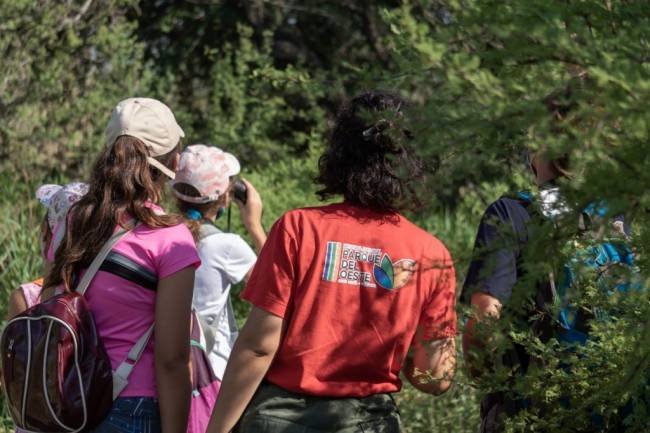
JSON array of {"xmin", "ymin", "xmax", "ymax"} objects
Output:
[{"xmin": 516, "ymin": 191, "xmax": 639, "ymax": 345}]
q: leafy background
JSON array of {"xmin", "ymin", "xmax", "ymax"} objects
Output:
[{"xmin": 1, "ymin": 1, "xmax": 649, "ymax": 432}]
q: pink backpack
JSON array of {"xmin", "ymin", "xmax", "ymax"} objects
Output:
[{"xmin": 188, "ymin": 312, "xmax": 221, "ymax": 433}]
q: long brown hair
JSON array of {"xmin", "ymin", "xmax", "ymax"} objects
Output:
[{"xmin": 45, "ymin": 136, "xmax": 180, "ymax": 291}]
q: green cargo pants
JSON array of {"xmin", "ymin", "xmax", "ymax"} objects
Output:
[{"xmin": 235, "ymin": 381, "xmax": 403, "ymax": 433}]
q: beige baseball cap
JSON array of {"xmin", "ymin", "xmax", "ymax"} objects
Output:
[{"xmin": 105, "ymin": 97, "xmax": 185, "ymax": 179}]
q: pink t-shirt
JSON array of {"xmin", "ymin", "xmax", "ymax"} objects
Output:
[{"xmin": 49, "ymin": 221, "xmax": 200, "ymax": 397}]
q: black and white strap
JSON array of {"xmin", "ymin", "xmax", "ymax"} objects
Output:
[{"xmin": 74, "ymin": 228, "xmax": 155, "ymax": 400}]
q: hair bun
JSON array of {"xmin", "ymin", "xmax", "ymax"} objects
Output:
[
  {"xmin": 316, "ymin": 91, "xmax": 423, "ymax": 213},
  {"xmin": 362, "ymin": 119, "xmax": 390, "ymax": 139},
  {"xmin": 361, "ymin": 119, "xmax": 402, "ymax": 153}
]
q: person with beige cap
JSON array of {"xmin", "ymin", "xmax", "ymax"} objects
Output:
[
  {"xmin": 172, "ymin": 144, "xmax": 267, "ymax": 390},
  {"xmin": 105, "ymin": 97, "xmax": 186, "ymax": 179},
  {"xmin": 43, "ymin": 97, "xmax": 200, "ymax": 433}
]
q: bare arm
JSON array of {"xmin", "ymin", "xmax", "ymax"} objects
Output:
[
  {"xmin": 404, "ymin": 247, "xmax": 457, "ymax": 395},
  {"xmin": 155, "ymin": 267, "xmax": 195, "ymax": 433},
  {"xmin": 247, "ymin": 225, "xmax": 267, "ymax": 254},
  {"xmin": 462, "ymin": 291, "xmax": 502, "ymax": 377},
  {"xmin": 403, "ymin": 333, "xmax": 456, "ymax": 395},
  {"xmin": 7, "ymin": 289, "xmax": 28, "ymax": 319},
  {"xmin": 207, "ymin": 306, "xmax": 283, "ymax": 433},
  {"xmin": 236, "ymin": 179, "xmax": 267, "ymax": 253}
]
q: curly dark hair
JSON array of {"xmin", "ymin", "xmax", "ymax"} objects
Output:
[{"xmin": 316, "ymin": 91, "xmax": 423, "ymax": 213}]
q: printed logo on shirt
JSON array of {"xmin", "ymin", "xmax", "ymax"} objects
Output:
[{"xmin": 322, "ymin": 242, "xmax": 416, "ymax": 290}]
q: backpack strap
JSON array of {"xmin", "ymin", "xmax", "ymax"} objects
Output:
[
  {"xmin": 84, "ymin": 239, "xmax": 159, "ymax": 398},
  {"xmin": 195, "ymin": 222, "xmax": 224, "ymax": 354},
  {"xmin": 199, "ymin": 223, "xmax": 222, "ymax": 240},
  {"xmin": 75, "ymin": 228, "xmax": 130, "ymax": 295},
  {"xmin": 69, "ymin": 226, "xmax": 156, "ymax": 400},
  {"xmin": 100, "ymin": 251, "xmax": 158, "ymax": 291},
  {"xmin": 98, "ymin": 250, "xmax": 157, "ymax": 399},
  {"xmin": 515, "ymin": 190, "xmax": 534, "ymax": 204},
  {"xmin": 112, "ymin": 324, "xmax": 154, "ymax": 399},
  {"xmin": 97, "ymin": 245, "xmax": 158, "ymax": 399}
]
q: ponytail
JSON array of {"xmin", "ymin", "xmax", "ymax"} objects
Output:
[{"xmin": 172, "ymin": 182, "xmax": 222, "ymax": 240}]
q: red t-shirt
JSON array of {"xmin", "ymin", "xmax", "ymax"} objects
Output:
[{"xmin": 241, "ymin": 203, "xmax": 457, "ymax": 397}]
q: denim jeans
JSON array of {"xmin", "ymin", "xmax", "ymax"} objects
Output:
[{"xmin": 93, "ymin": 397, "xmax": 161, "ymax": 433}]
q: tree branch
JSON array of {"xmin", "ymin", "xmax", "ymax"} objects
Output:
[
  {"xmin": 359, "ymin": 1, "xmax": 390, "ymax": 68},
  {"xmin": 58, "ymin": 0, "xmax": 94, "ymax": 31}
]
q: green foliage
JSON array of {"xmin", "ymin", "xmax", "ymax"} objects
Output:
[
  {"xmin": 396, "ymin": 375, "xmax": 480, "ymax": 432},
  {"xmin": 204, "ymin": 25, "xmax": 327, "ymax": 169},
  {"xmin": 0, "ymin": 177, "xmax": 42, "ymax": 312},
  {"xmin": 383, "ymin": 1, "xmax": 650, "ymax": 431},
  {"xmin": 0, "ymin": 0, "xmax": 148, "ymax": 177},
  {"xmin": 3, "ymin": 1, "xmax": 650, "ymax": 432}
]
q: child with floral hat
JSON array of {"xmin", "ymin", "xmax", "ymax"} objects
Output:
[
  {"xmin": 172, "ymin": 144, "xmax": 267, "ymax": 378},
  {"xmin": 7, "ymin": 182, "xmax": 88, "ymax": 319}
]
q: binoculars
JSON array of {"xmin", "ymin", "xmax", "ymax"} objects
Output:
[{"xmin": 232, "ymin": 179, "xmax": 247, "ymax": 205}]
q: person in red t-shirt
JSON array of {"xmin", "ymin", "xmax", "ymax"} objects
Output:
[{"xmin": 207, "ymin": 92, "xmax": 457, "ymax": 433}]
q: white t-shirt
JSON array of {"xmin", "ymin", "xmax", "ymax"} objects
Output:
[{"xmin": 193, "ymin": 224, "xmax": 257, "ymax": 379}]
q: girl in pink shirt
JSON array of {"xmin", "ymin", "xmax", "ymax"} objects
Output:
[{"xmin": 43, "ymin": 98, "xmax": 199, "ymax": 433}]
